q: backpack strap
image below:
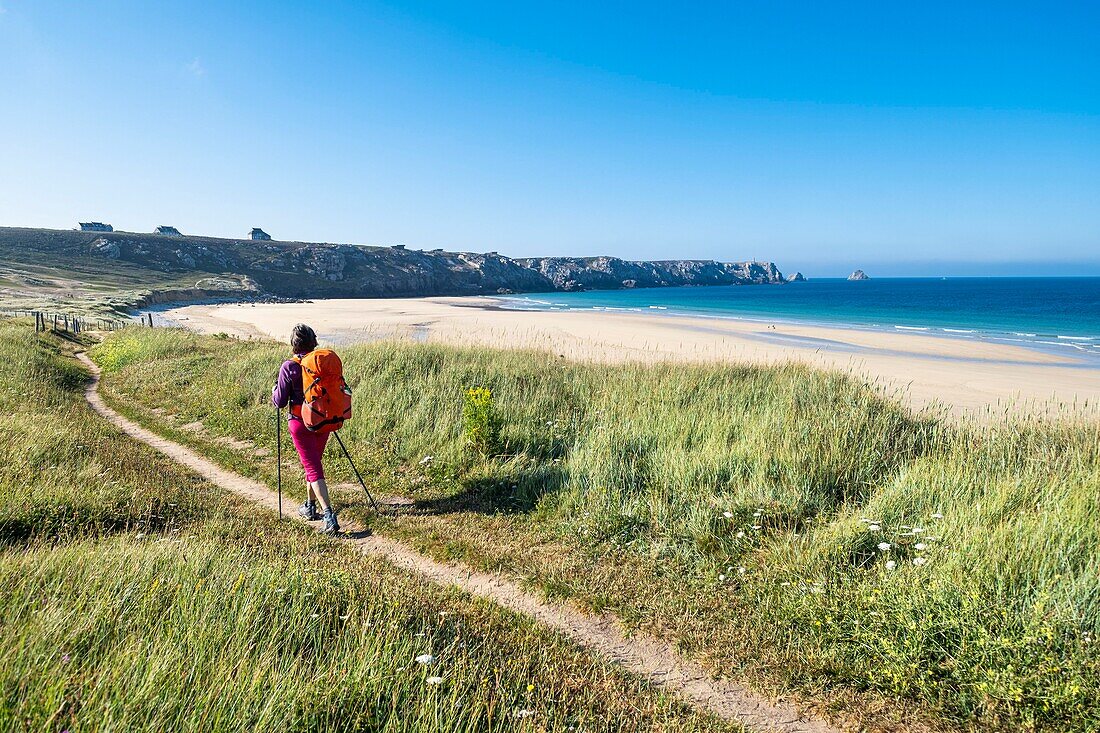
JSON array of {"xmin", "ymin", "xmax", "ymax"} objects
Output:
[{"xmin": 293, "ymin": 354, "xmax": 322, "ymax": 395}]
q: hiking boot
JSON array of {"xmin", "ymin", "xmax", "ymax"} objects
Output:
[
  {"xmin": 323, "ymin": 508, "xmax": 340, "ymax": 536},
  {"xmin": 298, "ymin": 500, "xmax": 320, "ymax": 521}
]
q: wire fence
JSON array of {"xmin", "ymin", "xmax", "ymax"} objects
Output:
[{"xmin": 2, "ymin": 309, "xmax": 150, "ymax": 333}]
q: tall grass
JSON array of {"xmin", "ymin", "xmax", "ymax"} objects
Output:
[
  {"xmin": 92, "ymin": 328, "xmax": 1100, "ymax": 730},
  {"xmin": 1, "ymin": 320, "xmax": 737, "ymax": 732}
]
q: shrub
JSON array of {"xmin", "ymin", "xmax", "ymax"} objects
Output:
[{"xmin": 462, "ymin": 386, "xmax": 501, "ymax": 457}]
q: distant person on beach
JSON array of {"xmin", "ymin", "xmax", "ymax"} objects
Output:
[{"xmin": 272, "ymin": 323, "xmax": 339, "ymax": 534}]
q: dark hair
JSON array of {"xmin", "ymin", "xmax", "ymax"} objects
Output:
[{"xmin": 291, "ymin": 323, "xmax": 317, "ymax": 354}]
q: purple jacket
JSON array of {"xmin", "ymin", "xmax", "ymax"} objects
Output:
[{"xmin": 272, "ymin": 358, "xmax": 305, "ymax": 420}]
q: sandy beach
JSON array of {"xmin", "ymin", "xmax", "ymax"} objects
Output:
[{"xmin": 166, "ymin": 297, "xmax": 1100, "ymax": 419}]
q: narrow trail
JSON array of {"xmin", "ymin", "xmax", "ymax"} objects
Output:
[{"xmin": 76, "ymin": 353, "xmax": 837, "ymax": 733}]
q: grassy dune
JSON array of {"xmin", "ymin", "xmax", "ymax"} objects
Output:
[
  {"xmin": 0, "ymin": 319, "xmax": 738, "ymax": 732},
  {"xmin": 90, "ymin": 327, "xmax": 1100, "ymax": 731}
]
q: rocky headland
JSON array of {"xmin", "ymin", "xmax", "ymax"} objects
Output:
[{"xmin": 0, "ymin": 227, "xmax": 788, "ymax": 308}]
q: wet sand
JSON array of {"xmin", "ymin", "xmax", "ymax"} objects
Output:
[{"xmin": 165, "ymin": 297, "xmax": 1100, "ymax": 419}]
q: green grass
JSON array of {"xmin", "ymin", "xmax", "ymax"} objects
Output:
[
  {"xmin": 0, "ymin": 319, "xmax": 740, "ymax": 732},
  {"xmin": 90, "ymin": 327, "xmax": 1100, "ymax": 731},
  {"xmin": 0, "ymin": 228, "xmax": 212, "ymax": 316}
]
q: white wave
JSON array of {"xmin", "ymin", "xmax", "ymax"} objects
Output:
[
  {"xmin": 895, "ymin": 326, "xmax": 930, "ymax": 331},
  {"xmin": 1037, "ymin": 340, "xmax": 1089, "ymax": 351},
  {"xmin": 943, "ymin": 329, "xmax": 975, "ymax": 334},
  {"xmin": 1014, "ymin": 332, "xmax": 1037, "ymax": 337},
  {"xmin": 1057, "ymin": 335, "xmax": 1095, "ymax": 341}
]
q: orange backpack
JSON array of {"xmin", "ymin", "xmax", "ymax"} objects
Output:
[{"xmin": 293, "ymin": 349, "xmax": 352, "ymax": 433}]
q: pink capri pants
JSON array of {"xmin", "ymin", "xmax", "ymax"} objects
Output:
[{"xmin": 288, "ymin": 418, "xmax": 329, "ymax": 482}]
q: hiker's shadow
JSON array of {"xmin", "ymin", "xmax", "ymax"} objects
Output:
[{"xmin": 411, "ymin": 463, "xmax": 569, "ymax": 517}]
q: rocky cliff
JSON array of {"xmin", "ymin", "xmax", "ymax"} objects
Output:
[
  {"xmin": 848, "ymin": 269, "xmax": 870, "ymax": 281},
  {"xmin": 0, "ymin": 227, "xmax": 787, "ymax": 307},
  {"xmin": 515, "ymin": 256, "xmax": 783, "ymax": 291}
]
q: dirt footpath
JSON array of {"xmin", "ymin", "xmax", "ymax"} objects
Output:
[{"xmin": 77, "ymin": 352, "xmax": 837, "ymax": 733}]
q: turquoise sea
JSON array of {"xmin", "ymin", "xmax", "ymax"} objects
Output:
[{"xmin": 498, "ymin": 277, "xmax": 1100, "ymax": 362}]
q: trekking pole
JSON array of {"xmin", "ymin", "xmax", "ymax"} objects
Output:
[
  {"xmin": 276, "ymin": 406, "xmax": 283, "ymax": 519},
  {"xmin": 333, "ymin": 432, "xmax": 380, "ymax": 514}
]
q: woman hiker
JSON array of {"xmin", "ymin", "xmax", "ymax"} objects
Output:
[{"xmin": 272, "ymin": 323, "xmax": 340, "ymax": 535}]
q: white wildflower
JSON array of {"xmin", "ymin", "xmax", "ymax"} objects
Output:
[
  {"xmin": 913, "ymin": 527, "xmax": 925, "ymax": 534},
  {"xmin": 753, "ymin": 511, "xmax": 762, "ymax": 517},
  {"xmin": 310, "ymin": 613, "xmax": 319, "ymax": 619},
  {"xmin": 736, "ymin": 531, "xmax": 745, "ymax": 538},
  {"xmin": 885, "ymin": 560, "xmax": 897, "ymax": 571},
  {"xmin": 868, "ymin": 524, "xmax": 881, "ymax": 532},
  {"xmin": 415, "ymin": 654, "xmax": 435, "ymax": 665},
  {"xmin": 339, "ymin": 615, "xmax": 350, "ymax": 620},
  {"xmin": 419, "ymin": 455, "xmax": 434, "ymax": 465},
  {"xmin": 718, "ymin": 574, "xmax": 726, "ymax": 582},
  {"xmin": 752, "ymin": 524, "xmax": 762, "ymax": 530},
  {"xmin": 722, "ymin": 511, "xmax": 733, "ymax": 519},
  {"xmin": 426, "ymin": 676, "xmax": 444, "ymax": 685},
  {"xmin": 514, "ymin": 709, "xmax": 535, "ymax": 719},
  {"xmin": 877, "ymin": 542, "xmax": 891, "ymax": 551},
  {"xmin": 931, "ymin": 513, "xmax": 944, "ymax": 519},
  {"xmin": 738, "ymin": 566, "xmax": 747, "ymax": 575},
  {"xmin": 913, "ymin": 557, "xmax": 927, "ymax": 567},
  {"xmin": 914, "ymin": 542, "xmax": 928, "ymax": 551}
]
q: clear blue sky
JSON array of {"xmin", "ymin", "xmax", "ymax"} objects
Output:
[{"xmin": 1, "ymin": 1, "xmax": 1097, "ymax": 276}]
